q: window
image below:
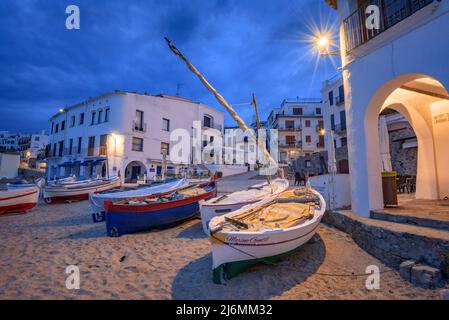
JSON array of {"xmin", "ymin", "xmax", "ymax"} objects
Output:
[
  {"xmin": 316, "ymin": 108, "xmax": 322, "ymax": 115},
  {"xmin": 330, "ymin": 114, "xmax": 335, "ymax": 131},
  {"xmin": 58, "ymin": 141, "xmax": 64, "ymax": 157},
  {"xmin": 68, "ymin": 138, "xmax": 73, "ymax": 155},
  {"xmin": 203, "ymin": 115, "xmax": 212, "ymax": 128},
  {"xmin": 132, "ymin": 137, "xmax": 143, "ymax": 152},
  {"xmin": 52, "ymin": 143, "xmax": 56, "ymax": 157},
  {"xmin": 341, "ymin": 137, "xmax": 348, "ymax": 147},
  {"xmin": 77, "ymin": 137, "xmax": 82, "ymax": 154},
  {"xmin": 100, "ymin": 134, "xmax": 108, "ymax": 155},
  {"xmin": 91, "ymin": 111, "xmax": 96, "ymax": 125},
  {"xmin": 318, "ymin": 135, "xmax": 325, "ymax": 147},
  {"xmin": 286, "ymin": 136, "xmax": 295, "ymax": 145},
  {"xmin": 285, "ymin": 120, "xmax": 294, "ymax": 130},
  {"xmin": 88, "ymin": 136, "xmax": 95, "ymax": 156},
  {"xmin": 79, "ymin": 113, "xmax": 84, "ymax": 125},
  {"xmin": 55, "ymin": 123, "xmax": 59, "ymax": 133},
  {"xmin": 340, "ymin": 110, "xmax": 347, "ymax": 130},
  {"xmin": 162, "ymin": 118, "xmax": 170, "ymax": 131},
  {"xmin": 135, "ymin": 110, "xmax": 144, "ymax": 131},
  {"xmin": 51, "ymin": 122, "xmax": 54, "ymax": 134},
  {"xmin": 305, "ymin": 135, "xmax": 311, "ymax": 143},
  {"xmin": 98, "ymin": 110, "xmax": 103, "ymax": 124},
  {"xmin": 61, "ymin": 121, "xmax": 65, "ymax": 131},
  {"xmin": 161, "ymin": 142, "xmax": 169, "ymax": 155},
  {"xmin": 70, "ymin": 116, "xmax": 76, "ymax": 127},
  {"xmin": 293, "ymin": 108, "xmax": 303, "ymax": 115},
  {"xmin": 35, "ymin": 136, "xmax": 40, "ymax": 141},
  {"xmin": 318, "ymin": 120, "xmax": 324, "ymax": 128},
  {"xmin": 104, "ymin": 108, "xmax": 110, "ymax": 122},
  {"xmin": 339, "ymin": 85, "xmax": 344, "ymax": 99},
  {"xmin": 329, "ymin": 90, "xmax": 334, "ymax": 106},
  {"xmin": 305, "ymin": 120, "xmax": 311, "ymax": 127},
  {"xmin": 305, "ymin": 160, "xmax": 311, "ymax": 168}
]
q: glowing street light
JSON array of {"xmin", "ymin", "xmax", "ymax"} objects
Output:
[{"xmin": 313, "ymin": 33, "xmax": 340, "ymax": 57}]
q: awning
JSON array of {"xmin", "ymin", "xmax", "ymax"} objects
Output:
[
  {"xmin": 58, "ymin": 162, "xmax": 73, "ymax": 167},
  {"xmin": 93, "ymin": 158, "xmax": 107, "ymax": 166},
  {"xmin": 81, "ymin": 160, "xmax": 93, "ymax": 166}
]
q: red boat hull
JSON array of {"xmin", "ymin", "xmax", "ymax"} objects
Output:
[{"xmin": 0, "ymin": 202, "xmax": 38, "ymax": 215}]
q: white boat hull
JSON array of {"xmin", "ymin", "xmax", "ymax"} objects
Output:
[
  {"xmin": 199, "ymin": 179, "xmax": 289, "ymax": 234},
  {"xmin": 209, "ymin": 189, "xmax": 325, "ymax": 283},
  {"xmin": 0, "ymin": 187, "xmax": 40, "ymax": 215},
  {"xmin": 43, "ymin": 178, "xmax": 121, "ymax": 204}
]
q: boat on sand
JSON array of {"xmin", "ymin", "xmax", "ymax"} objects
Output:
[
  {"xmin": 43, "ymin": 177, "xmax": 121, "ymax": 204},
  {"xmin": 0, "ymin": 186, "xmax": 40, "ymax": 215},
  {"xmin": 89, "ymin": 179, "xmax": 189, "ymax": 222},
  {"xmin": 208, "ymin": 187, "xmax": 325, "ymax": 284},
  {"xmin": 104, "ymin": 179, "xmax": 217, "ymax": 237},
  {"xmin": 199, "ymin": 178, "xmax": 289, "ymax": 234}
]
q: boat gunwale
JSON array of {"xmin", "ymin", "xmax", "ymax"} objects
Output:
[
  {"xmin": 106, "ymin": 182, "xmax": 217, "ymax": 213},
  {"xmin": 209, "ymin": 189, "xmax": 326, "ymax": 237}
]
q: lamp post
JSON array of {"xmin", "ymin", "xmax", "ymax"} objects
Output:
[{"xmin": 314, "ymin": 35, "xmax": 341, "ymax": 57}]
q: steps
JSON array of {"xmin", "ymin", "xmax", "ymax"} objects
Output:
[
  {"xmin": 371, "ymin": 209, "xmax": 449, "ymax": 232},
  {"xmin": 323, "ymin": 210, "xmax": 449, "ymax": 270}
]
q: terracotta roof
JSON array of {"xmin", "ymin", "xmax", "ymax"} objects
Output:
[{"xmin": 324, "ymin": 0, "xmax": 337, "ymax": 9}]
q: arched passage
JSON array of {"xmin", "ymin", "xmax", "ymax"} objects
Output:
[
  {"xmin": 124, "ymin": 161, "xmax": 147, "ymax": 183},
  {"xmin": 354, "ymin": 74, "xmax": 449, "ymax": 215}
]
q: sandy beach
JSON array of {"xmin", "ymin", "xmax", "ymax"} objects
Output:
[{"xmin": 0, "ymin": 173, "xmax": 441, "ymax": 300}]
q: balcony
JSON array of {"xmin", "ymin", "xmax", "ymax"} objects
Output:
[
  {"xmin": 278, "ymin": 141, "xmax": 302, "ymax": 148},
  {"xmin": 202, "ymin": 122, "xmax": 223, "ymax": 131},
  {"xmin": 277, "ymin": 126, "xmax": 301, "ymax": 132},
  {"xmin": 132, "ymin": 121, "xmax": 147, "ymax": 133},
  {"xmin": 334, "ymin": 123, "xmax": 347, "ymax": 134},
  {"xmin": 335, "ymin": 95, "xmax": 345, "ymax": 106},
  {"xmin": 343, "ymin": 0, "xmax": 434, "ymax": 53},
  {"xmin": 316, "ymin": 142, "xmax": 325, "ymax": 148}
]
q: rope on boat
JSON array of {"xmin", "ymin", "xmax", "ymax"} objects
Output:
[{"xmin": 209, "ymin": 232, "xmax": 397, "ymax": 279}]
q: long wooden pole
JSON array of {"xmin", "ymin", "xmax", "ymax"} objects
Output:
[
  {"xmin": 165, "ymin": 37, "xmax": 276, "ymax": 168},
  {"xmin": 252, "ymin": 93, "xmax": 262, "ymax": 130}
]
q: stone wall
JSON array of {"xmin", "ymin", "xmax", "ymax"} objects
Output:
[
  {"xmin": 389, "ymin": 126, "xmax": 417, "ymax": 176},
  {"xmin": 323, "ymin": 210, "xmax": 449, "ymax": 272},
  {"xmin": 291, "ymin": 151, "xmax": 328, "ymax": 176}
]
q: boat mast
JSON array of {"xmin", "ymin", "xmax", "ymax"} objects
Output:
[{"xmin": 164, "ymin": 37, "xmax": 277, "ymax": 171}]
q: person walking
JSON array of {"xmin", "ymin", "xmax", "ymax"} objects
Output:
[{"xmin": 294, "ymin": 171, "xmax": 300, "ymax": 186}]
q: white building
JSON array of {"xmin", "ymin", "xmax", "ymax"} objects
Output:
[
  {"xmin": 29, "ymin": 131, "xmax": 49, "ymax": 160},
  {"xmin": 47, "ymin": 91, "xmax": 224, "ymax": 183},
  {"xmin": 267, "ymin": 98, "xmax": 325, "ymax": 165},
  {"xmin": 0, "ymin": 152, "xmax": 20, "ymax": 179},
  {"xmin": 324, "ymin": 0, "xmax": 449, "ymax": 216},
  {"xmin": 321, "ymin": 75, "xmax": 349, "ymax": 173}
]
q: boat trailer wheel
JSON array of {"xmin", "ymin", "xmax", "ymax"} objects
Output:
[{"xmin": 44, "ymin": 197, "xmax": 52, "ymax": 204}]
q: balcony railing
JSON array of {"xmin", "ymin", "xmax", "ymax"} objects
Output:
[
  {"xmin": 343, "ymin": 0, "xmax": 434, "ymax": 53},
  {"xmin": 132, "ymin": 121, "xmax": 147, "ymax": 133},
  {"xmin": 47, "ymin": 146, "xmax": 109, "ymax": 159},
  {"xmin": 202, "ymin": 122, "xmax": 223, "ymax": 131},
  {"xmin": 316, "ymin": 142, "xmax": 325, "ymax": 148},
  {"xmin": 334, "ymin": 123, "xmax": 347, "ymax": 134},
  {"xmin": 335, "ymin": 95, "xmax": 345, "ymax": 106},
  {"xmin": 277, "ymin": 126, "xmax": 301, "ymax": 131},
  {"xmin": 279, "ymin": 142, "xmax": 302, "ymax": 148}
]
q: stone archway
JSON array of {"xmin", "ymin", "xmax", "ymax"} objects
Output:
[
  {"xmin": 349, "ymin": 74, "xmax": 449, "ymax": 216},
  {"xmin": 124, "ymin": 161, "xmax": 147, "ymax": 183}
]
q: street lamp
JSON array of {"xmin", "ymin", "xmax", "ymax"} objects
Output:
[{"xmin": 314, "ymin": 34, "xmax": 340, "ymax": 57}]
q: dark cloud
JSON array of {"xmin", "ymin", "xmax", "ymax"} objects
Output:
[{"xmin": 0, "ymin": 0, "xmax": 339, "ymax": 133}]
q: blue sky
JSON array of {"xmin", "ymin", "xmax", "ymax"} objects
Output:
[{"xmin": 0, "ymin": 0, "xmax": 340, "ymax": 133}]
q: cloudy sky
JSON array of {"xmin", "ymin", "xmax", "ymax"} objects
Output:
[{"xmin": 0, "ymin": 0, "xmax": 340, "ymax": 133}]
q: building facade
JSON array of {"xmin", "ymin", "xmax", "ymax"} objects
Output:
[
  {"xmin": 46, "ymin": 92, "xmax": 224, "ymax": 183},
  {"xmin": 321, "ymin": 75, "xmax": 349, "ymax": 174},
  {"xmin": 267, "ymin": 98, "xmax": 325, "ymax": 165},
  {"xmin": 325, "ymin": 0, "xmax": 449, "ymax": 216}
]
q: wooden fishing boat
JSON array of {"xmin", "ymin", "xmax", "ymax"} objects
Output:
[
  {"xmin": 6, "ymin": 178, "xmax": 45, "ymax": 189},
  {"xmin": 43, "ymin": 177, "xmax": 121, "ymax": 204},
  {"xmin": 208, "ymin": 187, "xmax": 325, "ymax": 284},
  {"xmin": 47, "ymin": 176, "xmax": 76, "ymax": 185},
  {"xmin": 104, "ymin": 179, "xmax": 217, "ymax": 237},
  {"xmin": 89, "ymin": 179, "xmax": 189, "ymax": 222},
  {"xmin": 199, "ymin": 179, "xmax": 289, "ymax": 234},
  {"xmin": 0, "ymin": 186, "xmax": 40, "ymax": 215}
]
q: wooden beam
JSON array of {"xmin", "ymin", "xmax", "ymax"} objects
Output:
[{"xmin": 400, "ymin": 85, "xmax": 449, "ymax": 101}]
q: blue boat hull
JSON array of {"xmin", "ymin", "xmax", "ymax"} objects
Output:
[{"xmin": 106, "ymin": 201, "xmax": 200, "ymax": 236}]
